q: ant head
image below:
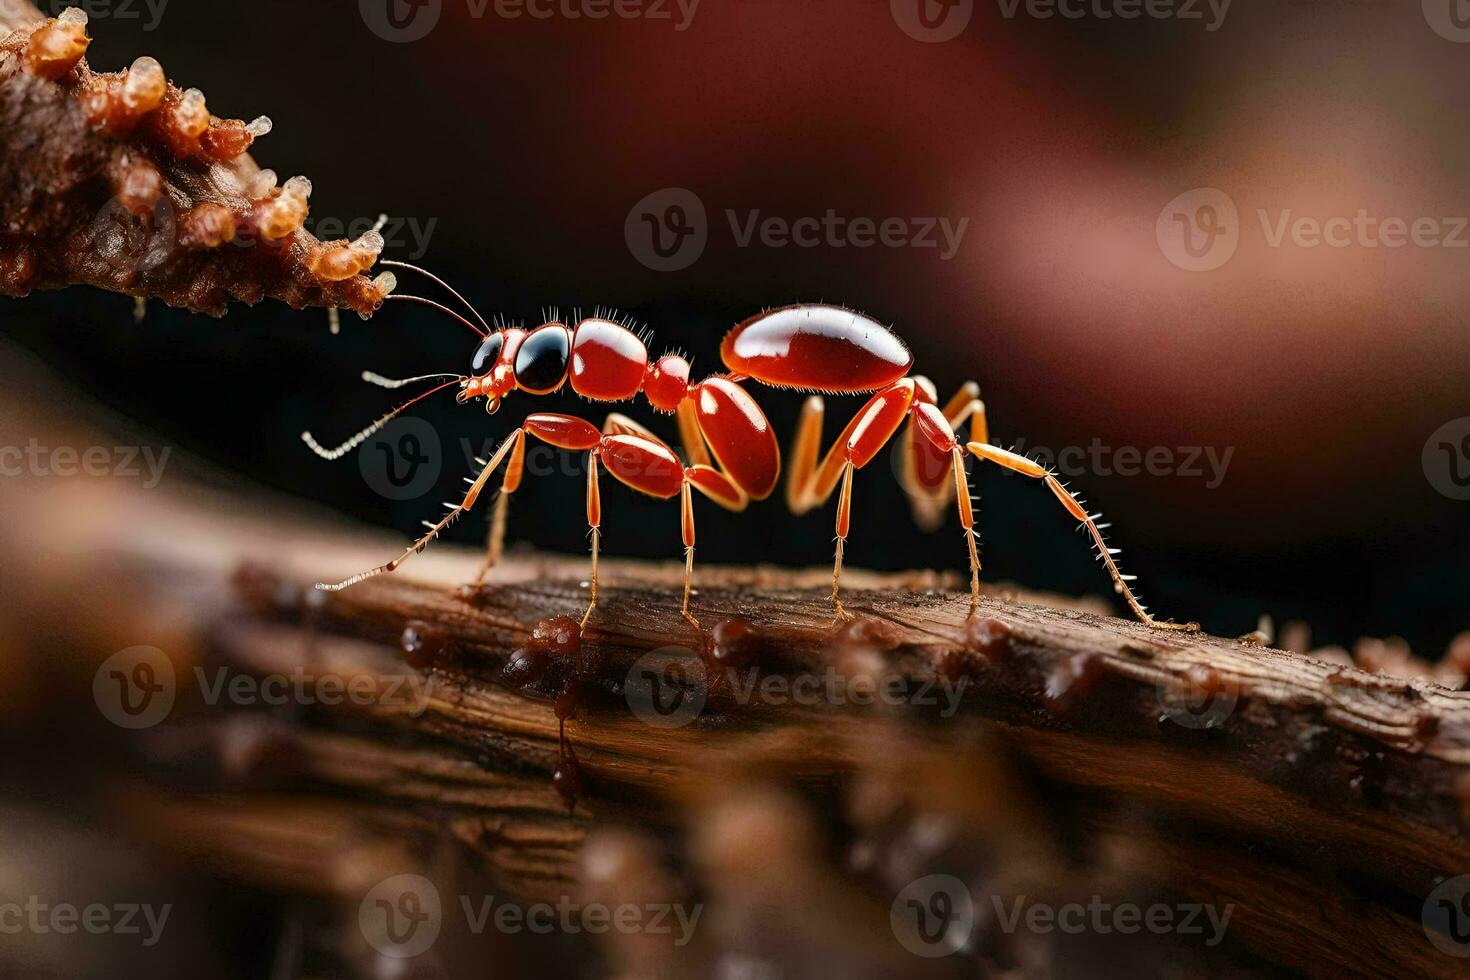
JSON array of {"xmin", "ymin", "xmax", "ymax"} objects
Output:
[{"xmin": 462, "ymin": 328, "xmax": 524, "ymax": 413}]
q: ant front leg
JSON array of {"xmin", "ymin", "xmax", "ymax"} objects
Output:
[
  {"xmin": 964, "ymin": 440, "xmax": 1198, "ymax": 631},
  {"xmin": 474, "ymin": 429, "xmax": 526, "ymax": 586},
  {"xmin": 471, "ymin": 412, "xmax": 609, "ymax": 627},
  {"xmin": 317, "ymin": 427, "xmax": 525, "ymax": 591}
]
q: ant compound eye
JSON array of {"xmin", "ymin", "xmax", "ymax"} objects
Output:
[
  {"xmin": 471, "ymin": 332, "xmax": 504, "ymax": 373},
  {"xmin": 515, "ymin": 324, "xmax": 571, "ymax": 395}
]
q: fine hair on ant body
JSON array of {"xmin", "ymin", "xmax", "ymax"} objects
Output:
[{"xmin": 303, "ymin": 260, "xmax": 1197, "ymax": 634}]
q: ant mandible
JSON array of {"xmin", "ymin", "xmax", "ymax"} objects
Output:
[{"xmin": 303, "ymin": 262, "xmax": 1196, "ymax": 633}]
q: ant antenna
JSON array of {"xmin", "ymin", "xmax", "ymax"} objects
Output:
[
  {"xmin": 301, "ymin": 377, "xmax": 464, "ymax": 460},
  {"xmin": 384, "ymin": 294, "xmax": 488, "ymax": 339},
  {"xmin": 378, "ymin": 260, "xmax": 492, "ymax": 334},
  {"xmin": 362, "ymin": 370, "xmax": 466, "ymax": 389}
]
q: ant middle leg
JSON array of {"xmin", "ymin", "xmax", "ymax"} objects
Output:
[{"xmin": 602, "ymin": 412, "xmax": 745, "ymax": 632}]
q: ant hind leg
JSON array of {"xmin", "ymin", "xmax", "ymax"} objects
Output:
[
  {"xmin": 832, "ymin": 460, "xmax": 855, "ymax": 620},
  {"xmin": 966, "ymin": 440, "xmax": 1198, "ymax": 631}
]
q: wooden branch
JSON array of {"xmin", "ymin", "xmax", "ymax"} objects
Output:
[
  {"xmin": 6, "ymin": 474, "xmax": 1463, "ymax": 975},
  {"xmin": 5, "ymin": 364, "xmax": 1468, "ymax": 976}
]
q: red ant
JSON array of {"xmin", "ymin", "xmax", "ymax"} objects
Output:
[{"xmin": 304, "ymin": 261, "xmax": 1196, "ymax": 633}]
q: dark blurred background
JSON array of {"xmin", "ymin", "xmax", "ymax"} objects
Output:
[{"xmin": 5, "ymin": 0, "xmax": 1469, "ymax": 651}]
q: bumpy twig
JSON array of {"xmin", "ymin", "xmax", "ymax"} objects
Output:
[{"xmin": 0, "ymin": 3, "xmax": 393, "ymax": 317}]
